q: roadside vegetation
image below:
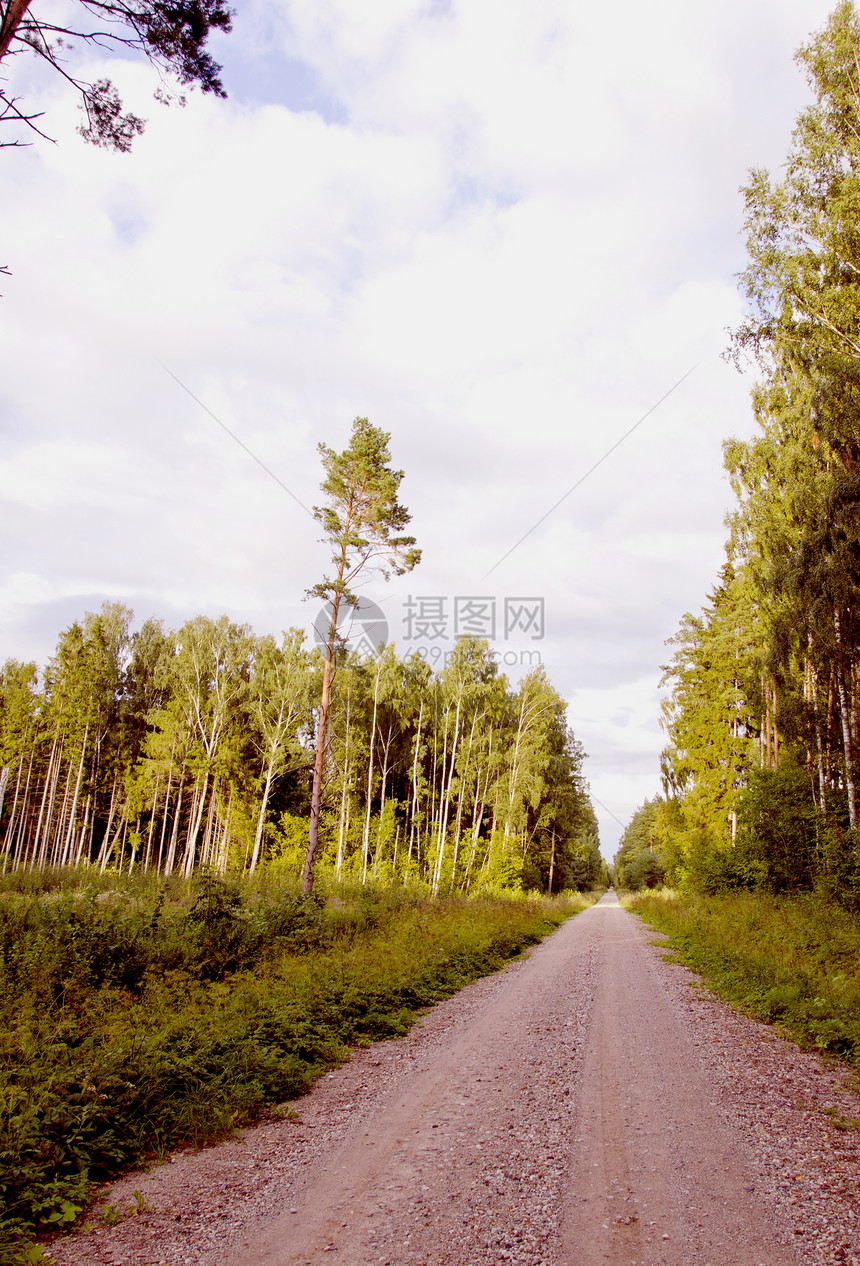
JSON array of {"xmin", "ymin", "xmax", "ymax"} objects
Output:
[
  {"xmin": 626, "ymin": 888, "xmax": 860, "ymax": 1074},
  {"xmin": 0, "ymin": 867, "xmax": 594, "ymax": 1263}
]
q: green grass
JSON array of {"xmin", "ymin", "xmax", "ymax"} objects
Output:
[
  {"xmin": 0, "ymin": 869, "xmax": 595, "ymax": 1262},
  {"xmin": 626, "ymin": 887, "xmax": 860, "ymax": 1067}
]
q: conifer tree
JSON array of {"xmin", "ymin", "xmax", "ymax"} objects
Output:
[{"xmin": 303, "ymin": 418, "xmax": 420, "ymax": 897}]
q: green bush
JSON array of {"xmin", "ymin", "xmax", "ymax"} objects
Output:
[{"xmin": 628, "ymin": 888, "xmax": 860, "ymax": 1064}]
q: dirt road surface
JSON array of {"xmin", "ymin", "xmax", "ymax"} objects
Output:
[{"xmin": 52, "ymin": 893, "xmax": 860, "ymax": 1266}]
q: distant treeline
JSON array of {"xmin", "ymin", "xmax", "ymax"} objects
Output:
[{"xmin": 0, "ymin": 603, "xmax": 603, "ymax": 892}]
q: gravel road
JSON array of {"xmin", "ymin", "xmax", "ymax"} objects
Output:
[{"xmin": 50, "ymin": 892, "xmax": 860, "ymax": 1265}]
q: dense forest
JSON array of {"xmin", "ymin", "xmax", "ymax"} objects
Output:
[
  {"xmin": 0, "ymin": 605, "xmax": 603, "ymax": 893},
  {"xmin": 619, "ymin": 2, "xmax": 860, "ymax": 902}
]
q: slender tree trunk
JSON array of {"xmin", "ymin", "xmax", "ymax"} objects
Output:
[
  {"xmin": 116, "ymin": 816, "xmax": 128, "ymax": 873},
  {"xmin": 463, "ymin": 728, "xmax": 494, "ymax": 891},
  {"xmin": 126, "ymin": 816, "xmax": 140, "ymax": 874},
  {"xmin": 429, "ymin": 699, "xmax": 440, "ymax": 863},
  {"xmin": 504, "ymin": 697, "xmax": 529, "ymax": 841},
  {"xmin": 432, "ymin": 705, "xmax": 450, "ymax": 858},
  {"xmin": 0, "ymin": 766, "xmax": 9, "ymax": 834},
  {"xmin": 305, "ymin": 648, "xmax": 335, "ymax": 894},
  {"xmin": 827, "ymin": 672, "xmax": 836, "ymax": 804},
  {"xmin": 834, "ymin": 609, "xmax": 858, "ymax": 829},
  {"xmin": 97, "ymin": 770, "xmax": 120, "ymax": 871},
  {"xmin": 810, "ymin": 655, "xmax": 827, "ymax": 814},
  {"xmin": 2, "ymin": 753, "xmax": 27, "ymax": 873},
  {"xmin": 16, "ymin": 752, "xmax": 34, "ymax": 870},
  {"xmin": 156, "ymin": 756, "xmax": 175, "ymax": 876},
  {"xmin": 336, "ymin": 765, "xmax": 350, "ymax": 881},
  {"xmin": 61, "ymin": 724, "xmax": 88, "ymax": 867},
  {"xmin": 183, "ymin": 772, "xmax": 211, "ymax": 878},
  {"xmin": 406, "ymin": 699, "xmax": 424, "ymax": 876},
  {"xmin": 164, "ymin": 778, "xmax": 184, "ymax": 877},
  {"xmin": 433, "ymin": 694, "xmax": 462, "ymax": 896},
  {"xmin": 362, "ymin": 664, "xmax": 381, "ymax": 884},
  {"xmin": 304, "ymin": 566, "xmax": 347, "ymax": 898},
  {"xmin": 250, "ymin": 755, "xmax": 276, "ymax": 876},
  {"xmin": 217, "ymin": 787, "xmax": 232, "ymax": 875},
  {"xmin": 335, "ymin": 680, "xmax": 353, "ymax": 882},
  {"xmin": 144, "ymin": 777, "xmax": 161, "ymax": 873},
  {"xmin": 199, "ymin": 781, "xmax": 217, "ymax": 871},
  {"xmin": 51, "ymin": 755, "xmax": 75, "ymax": 869},
  {"xmin": 74, "ymin": 795, "xmax": 91, "ymax": 866},
  {"xmin": 30, "ymin": 732, "xmax": 59, "ymax": 870},
  {"xmin": 37, "ymin": 737, "xmax": 64, "ymax": 871},
  {"xmin": 450, "ymin": 709, "xmax": 478, "ymax": 886},
  {"xmin": 373, "ymin": 730, "xmax": 394, "ymax": 877}
]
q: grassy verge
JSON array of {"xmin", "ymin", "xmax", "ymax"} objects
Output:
[
  {"xmin": 626, "ymin": 887, "xmax": 860, "ymax": 1067},
  {"xmin": 0, "ymin": 870, "xmax": 594, "ymax": 1262}
]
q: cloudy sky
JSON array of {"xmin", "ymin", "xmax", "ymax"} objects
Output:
[{"xmin": 0, "ymin": 0, "xmax": 838, "ymax": 856}]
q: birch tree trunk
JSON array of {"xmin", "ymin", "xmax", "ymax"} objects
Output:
[
  {"xmin": 1, "ymin": 754, "xmax": 26, "ymax": 873},
  {"xmin": 406, "ymin": 699, "xmax": 424, "ymax": 875},
  {"xmin": 143, "ymin": 776, "xmax": 161, "ymax": 873},
  {"xmin": 810, "ymin": 653, "xmax": 827, "ymax": 814},
  {"xmin": 51, "ymin": 755, "xmax": 75, "ymax": 868},
  {"xmin": 96, "ymin": 770, "xmax": 120, "ymax": 871},
  {"xmin": 449, "ymin": 709, "xmax": 478, "ymax": 886},
  {"xmin": 164, "ymin": 778, "xmax": 184, "ymax": 877},
  {"xmin": 74, "ymin": 795, "xmax": 91, "ymax": 866},
  {"xmin": 834, "ymin": 608, "xmax": 857, "ymax": 829},
  {"xmin": 361, "ymin": 663, "xmax": 381, "ymax": 884},
  {"xmin": 30, "ymin": 732, "xmax": 60, "ymax": 870},
  {"xmin": 183, "ymin": 772, "xmax": 210, "ymax": 878},
  {"xmin": 61, "ymin": 724, "xmax": 88, "ymax": 867},
  {"xmin": 250, "ymin": 757, "xmax": 276, "ymax": 876},
  {"xmin": 432, "ymin": 694, "xmax": 461, "ymax": 896}
]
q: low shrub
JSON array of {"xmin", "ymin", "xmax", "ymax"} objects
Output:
[{"xmin": 627, "ymin": 887, "xmax": 860, "ymax": 1064}]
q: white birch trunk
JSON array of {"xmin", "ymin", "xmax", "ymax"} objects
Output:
[
  {"xmin": 361, "ymin": 665, "xmax": 381, "ymax": 884},
  {"xmin": 433, "ymin": 694, "xmax": 462, "ymax": 896},
  {"xmin": 164, "ymin": 779, "xmax": 184, "ymax": 877},
  {"xmin": 1, "ymin": 755, "xmax": 26, "ymax": 873},
  {"xmin": 406, "ymin": 700, "xmax": 424, "ymax": 876},
  {"xmin": 250, "ymin": 757, "xmax": 276, "ymax": 876},
  {"xmin": 61, "ymin": 724, "xmax": 89, "ymax": 867},
  {"xmin": 97, "ymin": 770, "xmax": 120, "ymax": 871},
  {"xmin": 74, "ymin": 795, "xmax": 92, "ymax": 866},
  {"xmin": 30, "ymin": 732, "xmax": 60, "ymax": 871}
]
